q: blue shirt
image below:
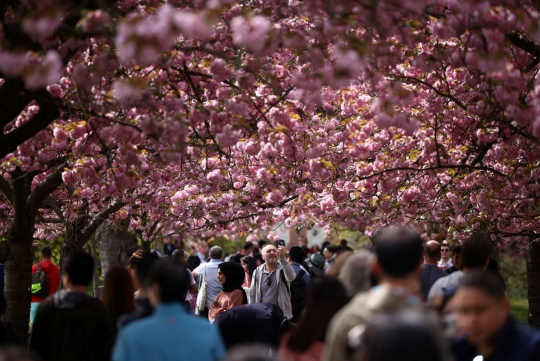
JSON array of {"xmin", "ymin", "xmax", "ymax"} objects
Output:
[
  {"xmin": 194, "ymin": 259, "xmax": 223, "ymax": 308},
  {"xmin": 452, "ymin": 316, "xmax": 540, "ymax": 361},
  {"xmin": 420, "ymin": 264, "xmax": 447, "ymax": 300},
  {"xmin": 290, "ymin": 262, "xmax": 311, "ymax": 287},
  {"xmin": 112, "ymin": 303, "xmax": 225, "ymax": 361}
]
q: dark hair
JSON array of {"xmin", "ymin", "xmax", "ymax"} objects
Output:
[
  {"xmin": 136, "ymin": 252, "xmax": 160, "ymax": 289},
  {"xmin": 257, "ymin": 240, "xmax": 267, "ymax": 249},
  {"xmin": 440, "ymin": 244, "xmax": 452, "ymax": 252},
  {"xmin": 358, "ymin": 310, "xmax": 443, "ymax": 361},
  {"xmin": 243, "ymin": 241, "xmax": 253, "ymax": 251},
  {"xmin": 340, "ymin": 239, "xmax": 348, "ymax": 247},
  {"xmin": 231, "ymin": 253, "xmax": 243, "ymax": 263},
  {"xmin": 289, "ymin": 246, "xmax": 305, "ymax": 264},
  {"xmin": 423, "ymin": 242, "xmax": 441, "ymax": 259},
  {"xmin": 324, "ymin": 245, "xmax": 336, "ymax": 254},
  {"xmin": 486, "ymin": 259, "xmax": 506, "ymax": 290},
  {"xmin": 149, "ymin": 258, "xmax": 189, "ymax": 304},
  {"xmin": 171, "ymin": 249, "xmax": 185, "ymax": 264},
  {"xmin": 254, "ymin": 253, "xmax": 264, "ymax": 264},
  {"xmin": 458, "ymin": 271, "xmax": 505, "ymax": 301},
  {"xmin": 64, "ymin": 252, "xmax": 94, "ymax": 286},
  {"xmin": 320, "ymin": 241, "xmax": 331, "ymax": 255},
  {"xmin": 127, "ymin": 250, "xmax": 146, "ymax": 269},
  {"xmin": 461, "ymin": 234, "xmax": 493, "ymax": 269},
  {"xmin": 285, "ymin": 277, "xmax": 348, "ymax": 353},
  {"xmin": 240, "ymin": 256, "xmax": 257, "ymax": 278},
  {"xmin": 374, "ymin": 226, "xmax": 423, "ymax": 277},
  {"xmin": 186, "ymin": 255, "xmax": 201, "ymax": 271},
  {"xmin": 209, "ymin": 246, "xmax": 223, "ymax": 260},
  {"xmin": 101, "ymin": 266, "xmax": 136, "ymax": 325},
  {"xmin": 453, "ymin": 245, "xmax": 462, "ymax": 254},
  {"xmin": 40, "ymin": 246, "xmax": 52, "ymax": 259}
]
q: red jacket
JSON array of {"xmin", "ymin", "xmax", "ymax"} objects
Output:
[{"xmin": 31, "ymin": 260, "xmax": 60, "ymax": 302}]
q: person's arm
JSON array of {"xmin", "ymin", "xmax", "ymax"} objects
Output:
[
  {"xmin": 226, "ymin": 289, "xmax": 245, "ymax": 308},
  {"xmin": 279, "ymin": 257, "xmax": 297, "ymax": 282},
  {"xmin": 188, "ymin": 272, "xmax": 197, "ymax": 293},
  {"xmin": 192, "ymin": 264, "xmax": 203, "ymax": 279},
  {"xmin": 249, "ymin": 270, "xmax": 257, "ymax": 304}
]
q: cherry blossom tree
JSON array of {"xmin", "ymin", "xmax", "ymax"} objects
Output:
[{"xmin": 2, "ymin": 0, "xmax": 540, "ymax": 339}]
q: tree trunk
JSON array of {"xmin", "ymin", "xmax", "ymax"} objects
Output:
[
  {"xmin": 90, "ymin": 236, "xmax": 99, "ymax": 298},
  {"xmin": 527, "ymin": 237, "xmax": 540, "ymax": 327},
  {"xmin": 4, "ymin": 224, "xmax": 34, "ymax": 342},
  {"xmin": 95, "ymin": 221, "xmax": 138, "ymax": 279}
]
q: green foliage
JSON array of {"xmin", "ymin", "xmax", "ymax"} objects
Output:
[
  {"xmin": 510, "ymin": 297, "xmax": 529, "ymax": 323},
  {"xmin": 326, "ymin": 226, "xmax": 370, "ymax": 250},
  {"xmin": 210, "ymin": 236, "xmax": 243, "ymax": 257},
  {"xmin": 499, "ymin": 255, "xmax": 527, "ymax": 299}
]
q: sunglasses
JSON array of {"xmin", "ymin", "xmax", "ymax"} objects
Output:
[
  {"xmin": 267, "ymin": 278, "xmax": 271, "ymax": 287},
  {"xmin": 441, "ymin": 249, "xmax": 450, "ymax": 252}
]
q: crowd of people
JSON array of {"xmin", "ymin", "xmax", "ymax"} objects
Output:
[{"xmin": 0, "ymin": 226, "xmax": 539, "ymax": 361}]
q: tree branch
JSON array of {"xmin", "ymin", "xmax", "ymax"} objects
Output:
[
  {"xmin": 0, "ymin": 176, "xmax": 14, "ymax": 204},
  {"xmin": 0, "ymin": 90, "xmax": 60, "ymax": 159},
  {"xmin": 78, "ymin": 201, "xmax": 126, "ymax": 246},
  {"xmin": 27, "ymin": 167, "xmax": 65, "ymax": 217}
]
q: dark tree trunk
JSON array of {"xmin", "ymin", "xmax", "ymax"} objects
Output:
[
  {"xmin": 96, "ymin": 221, "xmax": 138, "ymax": 279},
  {"xmin": 528, "ymin": 237, "xmax": 540, "ymax": 327}
]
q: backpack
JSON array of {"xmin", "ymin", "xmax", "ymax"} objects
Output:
[
  {"xmin": 31, "ymin": 263, "xmax": 49, "ymax": 299},
  {"xmin": 289, "ymin": 270, "xmax": 307, "ymax": 322}
]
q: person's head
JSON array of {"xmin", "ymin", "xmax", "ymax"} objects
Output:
[
  {"xmin": 288, "ymin": 246, "xmax": 305, "ymax": 264},
  {"xmin": 135, "ymin": 252, "xmax": 160, "ymax": 296},
  {"xmin": 373, "ymin": 225, "xmax": 423, "ymax": 279},
  {"xmin": 218, "ymin": 262, "xmax": 245, "ymax": 288},
  {"xmin": 257, "ymin": 239, "xmax": 267, "ymax": 249},
  {"xmin": 40, "ymin": 246, "xmax": 52, "ymax": 260},
  {"xmin": 305, "ymin": 253, "xmax": 326, "ymax": 276},
  {"xmin": 453, "ymin": 272, "xmax": 509, "ymax": 346},
  {"xmin": 461, "ymin": 234, "xmax": 493, "ymax": 271},
  {"xmin": 352, "ymin": 309, "xmax": 443, "ymax": 361},
  {"xmin": 311, "ymin": 245, "xmax": 320, "ymax": 253},
  {"xmin": 323, "ymin": 245, "xmax": 336, "ymax": 260},
  {"xmin": 230, "ymin": 253, "xmax": 243, "ymax": 264},
  {"xmin": 62, "ymin": 252, "xmax": 94, "ymax": 289},
  {"xmin": 285, "ymin": 277, "xmax": 349, "ymax": 352},
  {"xmin": 186, "ymin": 254, "xmax": 201, "ymax": 271},
  {"xmin": 340, "ymin": 239, "xmax": 348, "ymax": 247},
  {"xmin": 165, "ymin": 238, "xmax": 173, "ymax": 244},
  {"xmin": 253, "ymin": 253, "xmax": 264, "ymax": 266},
  {"xmin": 262, "ymin": 245, "xmax": 279, "ymax": 266},
  {"xmin": 423, "ymin": 241, "xmax": 441, "ymax": 265},
  {"xmin": 440, "ymin": 243, "xmax": 452, "ymax": 261},
  {"xmin": 243, "ymin": 241, "xmax": 254, "ymax": 254},
  {"xmin": 209, "ymin": 246, "xmax": 223, "ymax": 260},
  {"xmin": 452, "ymin": 245, "xmax": 462, "ymax": 270},
  {"xmin": 148, "ymin": 258, "xmax": 189, "ymax": 306},
  {"xmin": 338, "ymin": 251, "xmax": 376, "ymax": 297},
  {"xmin": 153, "ymin": 241, "xmax": 160, "ymax": 250},
  {"xmin": 240, "ymin": 256, "xmax": 257, "ymax": 278},
  {"xmin": 101, "ymin": 266, "xmax": 136, "ymax": 323},
  {"xmin": 171, "ymin": 249, "xmax": 186, "ymax": 264}
]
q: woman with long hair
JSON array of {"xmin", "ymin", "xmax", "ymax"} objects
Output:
[
  {"xmin": 101, "ymin": 266, "xmax": 136, "ymax": 331},
  {"xmin": 186, "ymin": 255, "xmax": 201, "ymax": 271},
  {"xmin": 208, "ymin": 262, "xmax": 248, "ymax": 322},
  {"xmin": 279, "ymin": 277, "xmax": 348, "ymax": 361},
  {"xmin": 240, "ymin": 256, "xmax": 256, "ymax": 288}
]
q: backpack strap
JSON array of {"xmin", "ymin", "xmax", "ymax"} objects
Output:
[{"xmin": 280, "ymin": 269, "xmax": 291, "ymax": 295}]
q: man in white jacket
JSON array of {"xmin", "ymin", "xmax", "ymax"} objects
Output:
[{"xmin": 249, "ymin": 244, "xmax": 296, "ymax": 319}]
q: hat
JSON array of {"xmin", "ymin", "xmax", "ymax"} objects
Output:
[{"xmin": 305, "ymin": 253, "xmax": 325, "ymax": 276}]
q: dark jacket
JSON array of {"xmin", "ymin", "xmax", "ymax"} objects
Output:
[
  {"xmin": 215, "ymin": 302, "xmax": 285, "ymax": 349},
  {"xmin": 117, "ymin": 298, "xmax": 154, "ymax": 332},
  {"xmin": 30, "ymin": 290, "xmax": 115, "ymax": 361},
  {"xmin": 452, "ymin": 317, "xmax": 540, "ymax": 361},
  {"xmin": 421, "ymin": 264, "xmax": 448, "ymax": 300}
]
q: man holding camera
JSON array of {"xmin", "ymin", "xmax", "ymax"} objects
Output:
[{"xmin": 249, "ymin": 242, "xmax": 296, "ymax": 320}]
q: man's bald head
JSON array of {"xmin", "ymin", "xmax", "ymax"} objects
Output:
[{"xmin": 424, "ymin": 241, "xmax": 441, "ymax": 264}]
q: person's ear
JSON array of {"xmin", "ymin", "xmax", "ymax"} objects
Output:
[{"xmin": 372, "ymin": 261, "xmax": 383, "ymax": 278}]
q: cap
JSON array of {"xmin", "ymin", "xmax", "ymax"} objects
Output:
[{"xmin": 305, "ymin": 253, "xmax": 325, "ymax": 276}]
